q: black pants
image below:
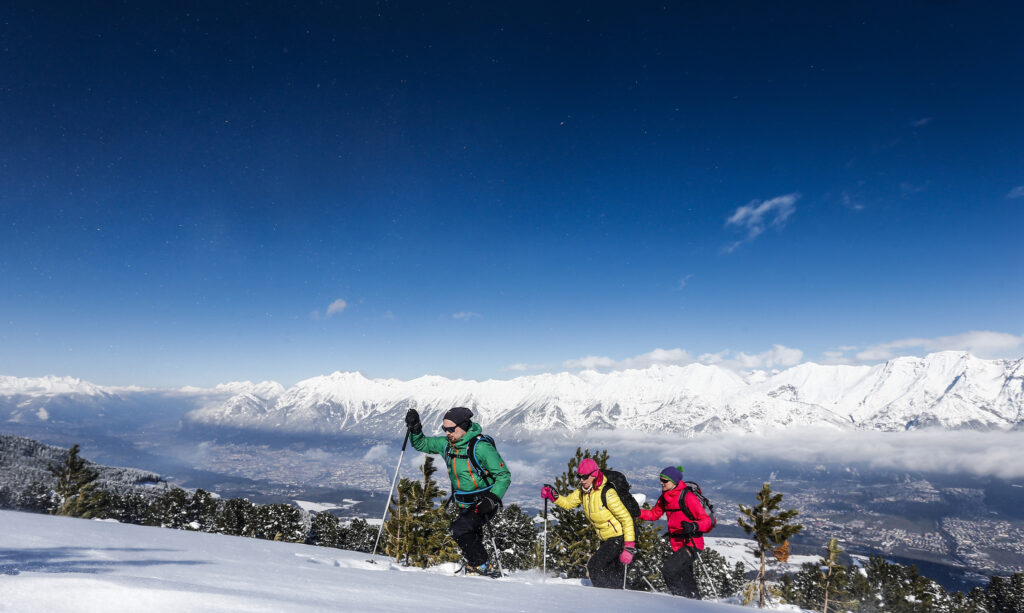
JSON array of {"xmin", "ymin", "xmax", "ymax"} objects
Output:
[
  {"xmin": 450, "ymin": 506, "xmax": 496, "ymax": 567},
  {"xmin": 587, "ymin": 536, "xmax": 625, "ymax": 589},
  {"xmin": 663, "ymin": 546, "xmax": 700, "ymax": 598}
]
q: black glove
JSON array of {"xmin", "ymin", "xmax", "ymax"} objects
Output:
[
  {"xmin": 473, "ymin": 491, "xmax": 502, "ymax": 515},
  {"xmin": 665, "ymin": 522, "xmax": 700, "ymax": 540},
  {"xmin": 405, "ymin": 409, "xmax": 422, "ymax": 435},
  {"xmin": 680, "ymin": 521, "xmax": 700, "ymax": 537}
]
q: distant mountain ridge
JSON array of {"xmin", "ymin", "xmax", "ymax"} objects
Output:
[
  {"xmin": 4, "ymin": 352, "xmax": 1022, "ymax": 441},
  {"xmin": 181, "ymin": 351, "xmax": 1024, "ymax": 440}
]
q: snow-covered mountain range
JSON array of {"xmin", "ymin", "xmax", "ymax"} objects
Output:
[
  {"xmin": 180, "ymin": 351, "xmax": 1024, "ymax": 440},
  {"xmin": 4, "ymin": 352, "xmax": 1022, "ymax": 441}
]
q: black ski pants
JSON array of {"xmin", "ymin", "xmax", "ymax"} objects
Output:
[
  {"xmin": 663, "ymin": 546, "xmax": 701, "ymax": 599},
  {"xmin": 450, "ymin": 505, "xmax": 497, "ymax": 567},
  {"xmin": 587, "ymin": 536, "xmax": 625, "ymax": 589}
]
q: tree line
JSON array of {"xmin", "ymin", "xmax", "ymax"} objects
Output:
[{"xmin": 2, "ymin": 442, "xmax": 1021, "ymax": 612}]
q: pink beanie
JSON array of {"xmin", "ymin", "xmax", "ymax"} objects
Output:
[{"xmin": 577, "ymin": 458, "xmax": 599, "ymax": 475}]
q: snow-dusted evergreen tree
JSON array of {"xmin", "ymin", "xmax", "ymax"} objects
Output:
[
  {"xmin": 307, "ymin": 511, "xmax": 343, "ymax": 547},
  {"xmin": 547, "ymin": 447, "xmax": 609, "ymax": 578},
  {"xmin": 255, "ymin": 503, "xmax": 306, "ymax": 542},
  {"xmin": 384, "ymin": 456, "xmax": 458, "ymax": 567},
  {"xmin": 846, "ymin": 555, "xmax": 942, "ymax": 612},
  {"xmin": 984, "ymin": 572, "xmax": 1024, "ymax": 613},
  {"xmin": 738, "ymin": 481, "xmax": 803, "ymax": 608},
  {"xmin": 694, "ymin": 547, "xmax": 746, "ymax": 600},
  {"xmin": 487, "ymin": 503, "xmax": 538, "ymax": 572},
  {"xmin": 340, "ymin": 517, "xmax": 380, "ymax": 553},
  {"xmin": 49, "ymin": 444, "xmax": 107, "ymax": 518},
  {"xmin": 215, "ymin": 497, "xmax": 258, "ymax": 537},
  {"xmin": 148, "ymin": 487, "xmax": 190, "ymax": 528}
]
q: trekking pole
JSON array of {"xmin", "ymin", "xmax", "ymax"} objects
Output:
[
  {"xmin": 367, "ymin": 429, "xmax": 409, "ymax": 563},
  {"xmin": 542, "ymin": 484, "xmax": 551, "ymax": 576},
  {"xmin": 487, "ymin": 525, "xmax": 505, "ymax": 577},
  {"xmin": 641, "ymin": 575, "xmax": 659, "ymax": 592},
  {"xmin": 694, "ymin": 550, "xmax": 718, "ymax": 600},
  {"xmin": 623, "ymin": 562, "xmax": 629, "ymax": 589}
]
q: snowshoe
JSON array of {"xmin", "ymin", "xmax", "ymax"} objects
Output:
[{"xmin": 460, "ymin": 562, "xmax": 502, "ymax": 578}]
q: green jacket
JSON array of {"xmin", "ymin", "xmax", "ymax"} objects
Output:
[{"xmin": 410, "ymin": 422, "xmax": 511, "ymax": 508}]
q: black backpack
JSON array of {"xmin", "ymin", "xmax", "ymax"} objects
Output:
[
  {"xmin": 676, "ymin": 481, "xmax": 717, "ymax": 534},
  {"xmin": 599, "ymin": 469, "xmax": 642, "ymax": 519}
]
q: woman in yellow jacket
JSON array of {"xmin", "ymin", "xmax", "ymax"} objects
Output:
[{"xmin": 540, "ymin": 458, "xmax": 635, "ymax": 588}]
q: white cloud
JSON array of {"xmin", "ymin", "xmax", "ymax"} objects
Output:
[
  {"xmin": 677, "ymin": 274, "xmax": 693, "ymax": 290},
  {"xmin": 912, "ymin": 117, "xmax": 933, "ymax": 128},
  {"xmin": 563, "ymin": 345, "xmax": 802, "ymax": 373},
  {"xmin": 724, "ymin": 193, "xmax": 800, "ymax": 249},
  {"xmin": 453, "ymin": 312, "xmax": 482, "ymax": 320},
  {"xmin": 697, "ymin": 345, "xmax": 803, "ymax": 370},
  {"xmin": 501, "ymin": 362, "xmax": 556, "ymax": 373},
  {"xmin": 326, "ymin": 299, "xmax": 348, "ymax": 317},
  {"xmin": 580, "ymin": 427, "xmax": 1024, "ymax": 479},
  {"xmin": 732, "ymin": 344, "xmax": 804, "ymax": 369},
  {"xmin": 1007, "ymin": 186, "xmax": 1024, "ymax": 199},
  {"xmin": 855, "ymin": 330, "xmax": 1024, "ymax": 361},
  {"xmin": 362, "ymin": 444, "xmax": 390, "ymax": 462},
  {"xmin": 563, "ymin": 355, "xmax": 618, "ymax": 370},
  {"xmin": 564, "ymin": 349, "xmax": 694, "ymax": 371}
]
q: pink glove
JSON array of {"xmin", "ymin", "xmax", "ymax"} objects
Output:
[
  {"xmin": 541, "ymin": 486, "xmax": 558, "ymax": 502},
  {"xmin": 620, "ymin": 541, "xmax": 635, "ymax": 565}
]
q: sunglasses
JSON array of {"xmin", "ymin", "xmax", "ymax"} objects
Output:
[
  {"xmin": 659, "ymin": 478, "xmax": 672, "ymax": 484},
  {"xmin": 442, "ymin": 425, "xmax": 459, "ymax": 433},
  {"xmin": 577, "ymin": 471, "xmax": 597, "ymax": 481}
]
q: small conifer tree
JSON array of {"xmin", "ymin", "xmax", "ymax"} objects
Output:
[
  {"xmin": 49, "ymin": 444, "xmax": 107, "ymax": 518},
  {"xmin": 488, "ymin": 504, "xmax": 539, "ymax": 571},
  {"xmin": 738, "ymin": 482, "xmax": 803, "ymax": 608},
  {"xmin": 819, "ymin": 538, "xmax": 848, "ymax": 613},
  {"xmin": 307, "ymin": 511, "xmax": 343, "ymax": 547}
]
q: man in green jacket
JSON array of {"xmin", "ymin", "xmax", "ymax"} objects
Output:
[{"xmin": 404, "ymin": 406, "xmax": 511, "ymax": 575}]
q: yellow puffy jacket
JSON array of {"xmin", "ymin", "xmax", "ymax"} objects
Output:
[{"xmin": 553, "ymin": 479, "xmax": 635, "ymax": 542}]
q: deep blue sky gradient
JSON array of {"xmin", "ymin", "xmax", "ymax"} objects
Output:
[{"xmin": 2, "ymin": 2, "xmax": 1022, "ymax": 386}]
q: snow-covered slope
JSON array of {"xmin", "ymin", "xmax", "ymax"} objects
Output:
[
  {"xmin": 183, "ymin": 352, "xmax": 1024, "ymax": 440},
  {"xmin": 0, "ymin": 509, "xmax": 744, "ymax": 613}
]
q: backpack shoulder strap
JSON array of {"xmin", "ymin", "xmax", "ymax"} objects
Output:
[
  {"xmin": 678, "ymin": 486, "xmax": 697, "ymax": 522},
  {"xmin": 466, "ymin": 434, "xmax": 495, "ymax": 486}
]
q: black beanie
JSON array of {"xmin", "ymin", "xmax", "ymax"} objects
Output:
[{"xmin": 443, "ymin": 406, "xmax": 473, "ymax": 430}]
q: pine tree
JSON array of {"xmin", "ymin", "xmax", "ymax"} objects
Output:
[
  {"xmin": 149, "ymin": 487, "xmax": 190, "ymax": 528},
  {"xmin": 738, "ymin": 481, "xmax": 803, "ymax": 608},
  {"xmin": 819, "ymin": 538, "xmax": 850, "ymax": 613},
  {"xmin": 215, "ymin": 497, "xmax": 258, "ymax": 536},
  {"xmin": 986, "ymin": 572, "xmax": 1024, "ymax": 613},
  {"xmin": 255, "ymin": 503, "xmax": 306, "ymax": 542},
  {"xmin": 695, "ymin": 547, "xmax": 746, "ymax": 599},
  {"xmin": 383, "ymin": 456, "xmax": 456, "ymax": 567},
  {"xmin": 307, "ymin": 511, "xmax": 343, "ymax": 547},
  {"xmin": 340, "ymin": 517, "xmax": 380, "ymax": 553},
  {"xmin": 48, "ymin": 444, "xmax": 107, "ymax": 518},
  {"xmin": 488, "ymin": 503, "xmax": 539, "ymax": 571},
  {"xmin": 187, "ymin": 489, "xmax": 221, "ymax": 532},
  {"xmin": 547, "ymin": 447, "xmax": 609, "ymax": 578}
]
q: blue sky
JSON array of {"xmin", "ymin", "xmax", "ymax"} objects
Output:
[{"xmin": 2, "ymin": 2, "xmax": 1022, "ymax": 387}]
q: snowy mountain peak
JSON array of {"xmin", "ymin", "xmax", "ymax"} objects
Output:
[{"xmin": 183, "ymin": 352, "xmax": 1024, "ymax": 439}]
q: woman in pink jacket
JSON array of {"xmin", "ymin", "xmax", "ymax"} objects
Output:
[{"xmin": 638, "ymin": 466, "xmax": 713, "ymax": 599}]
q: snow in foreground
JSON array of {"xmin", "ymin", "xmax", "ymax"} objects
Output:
[{"xmin": 0, "ymin": 510, "xmax": 760, "ymax": 612}]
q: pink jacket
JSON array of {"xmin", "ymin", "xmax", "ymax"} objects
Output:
[{"xmin": 639, "ymin": 483, "xmax": 713, "ymax": 551}]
